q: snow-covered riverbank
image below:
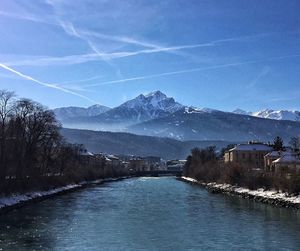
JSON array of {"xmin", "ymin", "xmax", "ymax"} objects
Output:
[
  {"xmin": 180, "ymin": 176, "xmax": 300, "ymax": 209},
  {"xmin": 0, "ymin": 177, "xmax": 130, "ymax": 214}
]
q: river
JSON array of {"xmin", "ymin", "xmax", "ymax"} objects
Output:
[{"xmin": 0, "ymin": 177, "xmax": 300, "ymax": 250}]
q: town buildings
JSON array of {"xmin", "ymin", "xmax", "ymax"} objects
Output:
[
  {"xmin": 224, "ymin": 143, "xmax": 273, "ymax": 169},
  {"xmin": 166, "ymin": 160, "xmax": 186, "ymax": 171},
  {"xmin": 224, "ymin": 142, "xmax": 300, "ymax": 174},
  {"xmin": 79, "ymin": 151, "xmax": 165, "ymax": 173}
]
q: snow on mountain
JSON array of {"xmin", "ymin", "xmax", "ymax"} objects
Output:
[
  {"xmin": 86, "ymin": 104, "xmax": 111, "ymax": 116},
  {"xmin": 129, "ymin": 107, "xmax": 300, "ymax": 142},
  {"xmin": 114, "ymin": 91, "xmax": 184, "ymax": 121},
  {"xmin": 233, "ymin": 109, "xmax": 300, "ymax": 122},
  {"xmin": 53, "ymin": 104, "xmax": 111, "ymax": 121},
  {"xmin": 232, "ymin": 109, "xmax": 252, "ymax": 116},
  {"xmin": 52, "ymin": 91, "xmax": 185, "ymax": 130},
  {"xmin": 252, "ymin": 109, "xmax": 300, "ymax": 121},
  {"xmin": 53, "ymin": 91, "xmax": 300, "ymax": 139},
  {"xmin": 121, "ymin": 91, "xmax": 183, "ymax": 114},
  {"xmin": 184, "ymin": 107, "xmax": 220, "ymax": 114}
]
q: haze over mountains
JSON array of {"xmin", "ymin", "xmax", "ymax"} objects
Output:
[
  {"xmin": 54, "ymin": 104, "xmax": 111, "ymax": 121},
  {"xmin": 61, "ymin": 128, "xmax": 233, "ymax": 160},
  {"xmin": 54, "ymin": 91, "xmax": 300, "ymax": 144}
]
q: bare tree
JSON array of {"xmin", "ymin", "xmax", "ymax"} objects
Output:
[
  {"xmin": 289, "ymin": 136, "xmax": 300, "ymax": 153},
  {"xmin": 0, "ymin": 89, "xmax": 116, "ymax": 194},
  {"xmin": 0, "ymin": 90, "xmax": 15, "ymax": 183}
]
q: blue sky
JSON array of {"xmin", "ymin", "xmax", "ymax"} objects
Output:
[{"xmin": 0, "ymin": 0, "xmax": 300, "ymax": 111}]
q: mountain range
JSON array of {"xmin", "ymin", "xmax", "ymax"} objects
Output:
[
  {"xmin": 232, "ymin": 109, "xmax": 300, "ymax": 121},
  {"xmin": 54, "ymin": 91, "xmax": 184, "ymax": 131},
  {"xmin": 53, "ymin": 91, "xmax": 300, "ymax": 143}
]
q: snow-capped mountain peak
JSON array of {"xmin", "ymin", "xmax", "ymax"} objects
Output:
[
  {"xmin": 232, "ymin": 108, "xmax": 300, "ymax": 121},
  {"xmin": 253, "ymin": 109, "xmax": 300, "ymax": 121},
  {"xmin": 232, "ymin": 109, "xmax": 251, "ymax": 115},
  {"xmin": 145, "ymin": 90, "xmax": 167, "ymax": 99},
  {"xmin": 120, "ymin": 91, "xmax": 184, "ymax": 113}
]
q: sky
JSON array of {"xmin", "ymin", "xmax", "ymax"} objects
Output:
[{"xmin": 0, "ymin": 0, "xmax": 300, "ymax": 111}]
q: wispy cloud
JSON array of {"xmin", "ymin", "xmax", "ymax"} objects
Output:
[
  {"xmin": 83, "ymin": 54, "xmax": 300, "ymax": 88},
  {"xmin": 0, "ymin": 63, "xmax": 96, "ymax": 103},
  {"xmin": 59, "ymin": 75, "xmax": 104, "ymax": 85},
  {"xmin": 0, "ymin": 9, "xmax": 162, "ymax": 51},
  {"xmin": 0, "ymin": 72, "xmax": 22, "ymax": 80},
  {"xmin": 248, "ymin": 66, "xmax": 271, "ymax": 88},
  {"xmin": 3, "ymin": 30, "xmax": 289, "ymax": 68},
  {"xmin": 56, "ymin": 19, "xmax": 124, "ymax": 78},
  {"xmin": 0, "ymin": 7, "xmax": 289, "ymax": 69},
  {"xmin": 0, "ymin": 10, "xmax": 56, "ymax": 26},
  {"xmin": 79, "ymin": 30, "xmax": 161, "ymax": 49},
  {"xmin": 268, "ymin": 93, "xmax": 300, "ymax": 103},
  {"xmin": 1, "ymin": 40, "xmax": 240, "ymax": 67}
]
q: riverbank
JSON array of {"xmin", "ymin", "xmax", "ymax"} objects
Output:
[
  {"xmin": 0, "ymin": 176, "xmax": 130, "ymax": 214},
  {"xmin": 180, "ymin": 176, "xmax": 300, "ymax": 209}
]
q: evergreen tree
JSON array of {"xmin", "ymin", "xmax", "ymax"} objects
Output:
[{"xmin": 273, "ymin": 136, "xmax": 284, "ymax": 151}]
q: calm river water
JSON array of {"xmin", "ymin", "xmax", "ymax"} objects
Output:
[{"xmin": 0, "ymin": 177, "xmax": 300, "ymax": 250}]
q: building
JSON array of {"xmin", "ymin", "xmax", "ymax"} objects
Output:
[
  {"xmin": 80, "ymin": 151, "xmax": 106, "ymax": 168},
  {"xmin": 115, "ymin": 155, "xmax": 164, "ymax": 172},
  {"xmin": 129, "ymin": 158, "xmax": 147, "ymax": 172},
  {"xmin": 142, "ymin": 156, "xmax": 164, "ymax": 171},
  {"xmin": 264, "ymin": 151, "xmax": 283, "ymax": 171},
  {"xmin": 264, "ymin": 149, "xmax": 294, "ymax": 171},
  {"xmin": 106, "ymin": 155, "xmax": 122, "ymax": 168},
  {"xmin": 272, "ymin": 154, "xmax": 300, "ymax": 173},
  {"xmin": 224, "ymin": 143, "xmax": 273, "ymax": 169},
  {"xmin": 166, "ymin": 160, "xmax": 186, "ymax": 171}
]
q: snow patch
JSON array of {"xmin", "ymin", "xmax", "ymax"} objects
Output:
[{"xmin": 181, "ymin": 177, "xmax": 300, "ymax": 206}]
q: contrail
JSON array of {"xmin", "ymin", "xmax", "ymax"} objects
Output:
[
  {"xmin": 84, "ymin": 53, "xmax": 300, "ymax": 88},
  {"xmin": 84, "ymin": 60, "xmax": 263, "ymax": 87},
  {"xmin": 0, "ymin": 63, "xmax": 96, "ymax": 103},
  {"xmin": 59, "ymin": 75, "xmax": 104, "ymax": 85}
]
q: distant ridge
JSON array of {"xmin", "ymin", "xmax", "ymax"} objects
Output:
[{"xmin": 61, "ymin": 128, "xmax": 234, "ymax": 160}]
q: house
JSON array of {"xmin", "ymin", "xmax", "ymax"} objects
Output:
[
  {"xmin": 264, "ymin": 149, "xmax": 294, "ymax": 171},
  {"xmin": 272, "ymin": 154, "xmax": 300, "ymax": 174},
  {"xmin": 106, "ymin": 155, "xmax": 122, "ymax": 168},
  {"xmin": 80, "ymin": 151, "xmax": 107, "ymax": 169},
  {"xmin": 80, "ymin": 151, "xmax": 96, "ymax": 166},
  {"xmin": 224, "ymin": 143, "xmax": 273, "ymax": 169},
  {"xmin": 129, "ymin": 158, "xmax": 147, "ymax": 172},
  {"xmin": 264, "ymin": 151, "xmax": 283, "ymax": 171}
]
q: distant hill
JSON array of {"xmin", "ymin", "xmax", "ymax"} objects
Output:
[{"xmin": 61, "ymin": 128, "xmax": 234, "ymax": 160}]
